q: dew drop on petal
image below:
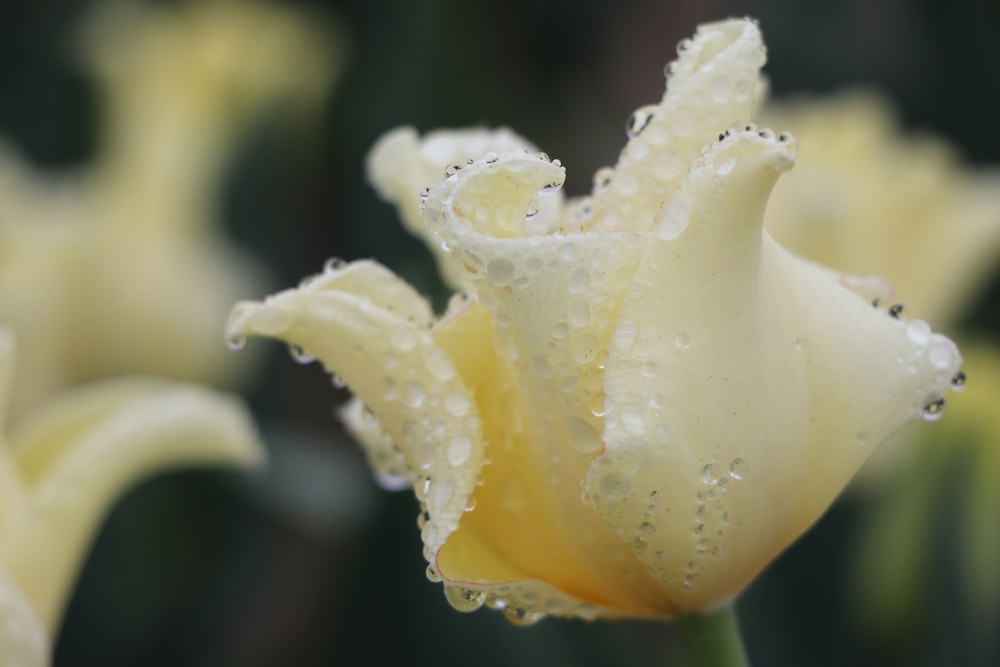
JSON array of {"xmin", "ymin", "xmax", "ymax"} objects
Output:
[
  {"xmin": 599, "ymin": 471, "xmax": 632, "ymax": 500},
  {"xmin": 626, "ymin": 105, "xmax": 657, "ymax": 139},
  {"xmin": 905, "ymin": 320, "xmax": 931, "ymax": 345},
  {"xmin": 921, "ymin": 396, "xmax": 946, "ymax": 422},
  {"xmin": 288, "ymin": 344, "xmax": 315, "ymax": 364},
  {"xmin": 674, "ymin": 333, "xmax": 692, "ymax": 349},
  {"xmin": 566, "ymin": 416, "xmax": 602, "ymax": 453},
  {"xmin": 502, "ymin": 607, "xmax": 545, "ymax": 626},
  {"xmin": 445, "ymin": 585, "xmax": 486, "ymax": 612},
  {"xmin": 226, "ymin": 333, "xmax": 247, "ymax": 350},
  {"xmin": 593, "ymin": 166, "xmax": 614, "ymax": 192},
  {"xmin": 728, "ymin": 458, "xmax": 746, "ymax": 480},
  {"xmin": 447, "ymin": 437, "xmax": 473, "ymax": 466},
  {"xmin": 444, "ymin": 392, "xmax": 472, "ymax": 417},
  {"xmin": 950, "ymin": 370, "xmax": 967, "ymax": 391},
  {"xmin": 701, "ymin": 464, "xmax": 718, "ymax": 485},
  {"xmin": 572, "ymin": 333, "xmax": 600, "ymax": 364}
]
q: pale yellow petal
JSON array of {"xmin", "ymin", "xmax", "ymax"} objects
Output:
[
  {"xmin": 587, "ymin": 18, "xmax": 767, "ymax": 233},
  {"xmin": 227, "ymin": 261, "xmax": 485, "ymax": 559},
  {"xmin": 590, "ymin": 128, "xmax": 962, "ymax": 613},
  {"xmin": 420, "ymin": 151, "xmax": 674, "ymax": 616},
  {"xmin": 366, "ymin": 126, "xmax": 558, "ymax": 287},
  {"xmin": 0, "ymin": 571, "xmax": 47, "ymax": 667},
  {"xmin": 431, "ymin": 301, "xmax": 672, "ymax": 618},
  {"xmin": 3, "ymin": 380, "xmax": 265, "ymax": 631}
]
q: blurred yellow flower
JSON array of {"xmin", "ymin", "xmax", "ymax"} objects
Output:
[
  {"xmin": 228, "ymin": 19, "xmax": 963, "ymax": 621},
  {"xmin": 0, "ymin": 328, "xmax": 264, "ymax": 666},
  {"xmin": 0, "ymin": 0, "xmax": 340, "ymax": 415},
  {"xmin": 762, "ymin": 90, "xmax": 1000, "ymax": 326}
]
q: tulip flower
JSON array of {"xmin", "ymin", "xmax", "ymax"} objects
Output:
[
  {"xmin": 0, "ymin": 328, "xmax": 265, "ymax": 667},
  {"xmin": 227, "ymin": 17, "xmax": 963, "ymax": 661}
]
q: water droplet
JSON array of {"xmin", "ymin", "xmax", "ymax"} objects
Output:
[
  {"xmin": 921, "ymin": 396, "xmax": 946, "ymax": 422},
  {"xmin": 566, "ymin": 416, "xmax": 602, "ymax": 453},
  {"xmin": 445, "ymin": 585, "xmax": 486, "ymax": 612},
  {"xmin": 331, "ymin": 373, "xmax": 347, "ymax": 389},
  {"xmin": 928, "ymin": 339, "xmax": 957, "ymax": 370},
  {"xmin": 649, "ymin": 393, "xmax": 664, "ymax": 410},
  {"xmin": 569, "ymin": 269, "xmax": 591, "ymax": 293},
  {"xmin": 950, "ymin": 370, "xmax": 967, "ymax": 391},
  {"xmin": 728, "ymin": 458, "xmax": 746, "ymax": 480},
  {"xmin": 524, "ymin": 256, "xmax": 544, "ymax": 275},
  {"xmin": 599, "ymin": 470, "xmax": 632, "ymax": 500},
  {"xmin": 626, "ymin": 105, "xmax": 657, "ymax": 139},
  {"xmin": 794, "ymin": 336, "xmax": 810, "ymax": 351},
  {"xmin": 379, "ymin": 377, "xmax": 398, "ymax": 401},
  {"xmin": 323, "ymin": 257, "xmax": 346, "ymax": 273},
  {"xmin": 226, "ymin": 333, "xmax": 247, "ymax": 350},
  {"xmin": 447, "ymin": 437, "xmax": 473, "ymax": 466},
  {"xmin": 676, "ymin": 38, "xmax": 692, "ymax": 54},
  {"xmin": 288, "ymin": 344, "xmax": 315, "ymax": 364},
  {"xmin": 612, "ymin": 172, "xmax": 638, "ymax": 195},
  {"xmin": 674, "ymin": 333, "xmax": 692, "ymax": 349},
  {"xmin": 641, "ymin": 361, "xmax": 658, "ymax": 378},
  {"xmin": 486, "ymin": 258, "xmax": 516, "ymax": 286},
  {"xmin": 590, "ymin": 393, "xmax": 608, "ymax": 417},
  {"xmin": 552, "ymin": 322, "xmax": 570, "ymax": 340},
  {"xmin": 593, "ymin": 167, "xmax": 615, "ymax": 192},
  {"xmin": 701, "ymin": 464, "xmax": 718, "ymax": 485},
  {"xmin": 445, "ymin": 163, "xmax": 462, "ymax": 177},
  {"xmin": 539, "ymin": 180, "xmax": 562, "ymax": 195},
  {"xmin": 444, "ymin": 392, "xmax": 472, "ymax": 417},
  {"xmin": 390, "ymin": 325, "xmax": 418, "ymax": 351},
  {"xmin": 716, "ymin": 157, "xmax": 737, "ymax": 176},
  {"xmin": 525, "ymin": 201, "xmax": 540, "ymax": 219},
  {"xmin": 484, "ymin": 151, "xmax": 499, "ymax": 164},
  {"xmin": 402, "ymin": 380, "xmax": 426, "ymax": 408},
  {"xmin": 888, "ymin": 303, "xmax": 905, "ymax": 319},
  {"xmin": 855, "ymin": 431, "xmax": 870, "ymax": 448},
  {"xmin": 503, "ymin": 607, "xmax": 545, "ymax": 626},
  {"xmin": 424, "ymin": 347, "xmax": 455, "ymax": 381},
  {"xmin": 426, "ymin": 565, "xmax": 442, "ymax": 583},
  {"xmin": 639, "ymin": 521, "xmax": 656, "ymax": 534},
  {"xmin": 419, "ymin": 187, "xmax": 431, "ymax": 202},
  {"xmin": 905, "ymin": 320, "xmax": 931, "ymax": 345}
]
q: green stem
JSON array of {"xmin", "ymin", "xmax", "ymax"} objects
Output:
[{"xmin": 675, "ymin": 605, "xmax": 750, "ymax": 667}]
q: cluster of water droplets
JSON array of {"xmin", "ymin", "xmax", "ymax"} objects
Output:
[
  {"xmin": 870, "ymin": 299, "xmax": 966, "ymax": 422},
  {"xmin": 433, "ymin": 578, "xmax": 602, "ymax": 624}
]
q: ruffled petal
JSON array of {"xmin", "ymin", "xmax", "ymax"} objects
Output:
[
  {"xmin": 227, "ymin": 261, "xmax": 485, "ymax": 561},
  {"xmin": 430, "ymin": 300, "xmax": 672, "ymax": 619},
  {"xmin": 367, "ymin": 126, "xmax": 559, "ymax": 288},
  {"xmin": 586, "ymin": 18, "xmax": 767, "ymax": 234},
  {"xmin": 421, "ymin": 149, "xmax": 674, "ymax": 616},
  {"xmin": 3, "ymin": 378, "xmax": 264, "ymax": 630},
  {"xmin": 589, "ymin": 128, "xmax": 962, "ymax": 613}
]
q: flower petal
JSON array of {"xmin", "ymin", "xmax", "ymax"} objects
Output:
[
  {"xmin": 586, "ymin": 18, "xmax": 767, "ymax": 234},
  {"xmin": 589, "ymin": 128, "xmax": 962, "ymax": 613},
  {"xmin": 227, "ymin": 261, "xmax": 485, "ymax": 561},
  {"xmin": 421, "ymin": 150, "xmax": 675, "ymax": 616},
  {"xmin": 4, "ymin": 378, "xmax": 264, "ymax": 630},
  {"xmin": 430, "ymin": 300, "xmax": 673, "ymax": 618},
  {"xmin": 367, "ymin": 126, "xmax": 559, "ymax": 287},
  {"xmin": 0, "ymin": 571, "xmax": 47, "ymax": 667}
]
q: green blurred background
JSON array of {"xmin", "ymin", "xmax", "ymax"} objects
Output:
[{"xmin": 3, "ymin": 0, "xmax": 1000, "ymax": 665}]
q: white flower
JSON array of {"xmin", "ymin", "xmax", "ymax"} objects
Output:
[{"xmin": 228, "ymin": 18, "xmax": 962, "ymax": 620}]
